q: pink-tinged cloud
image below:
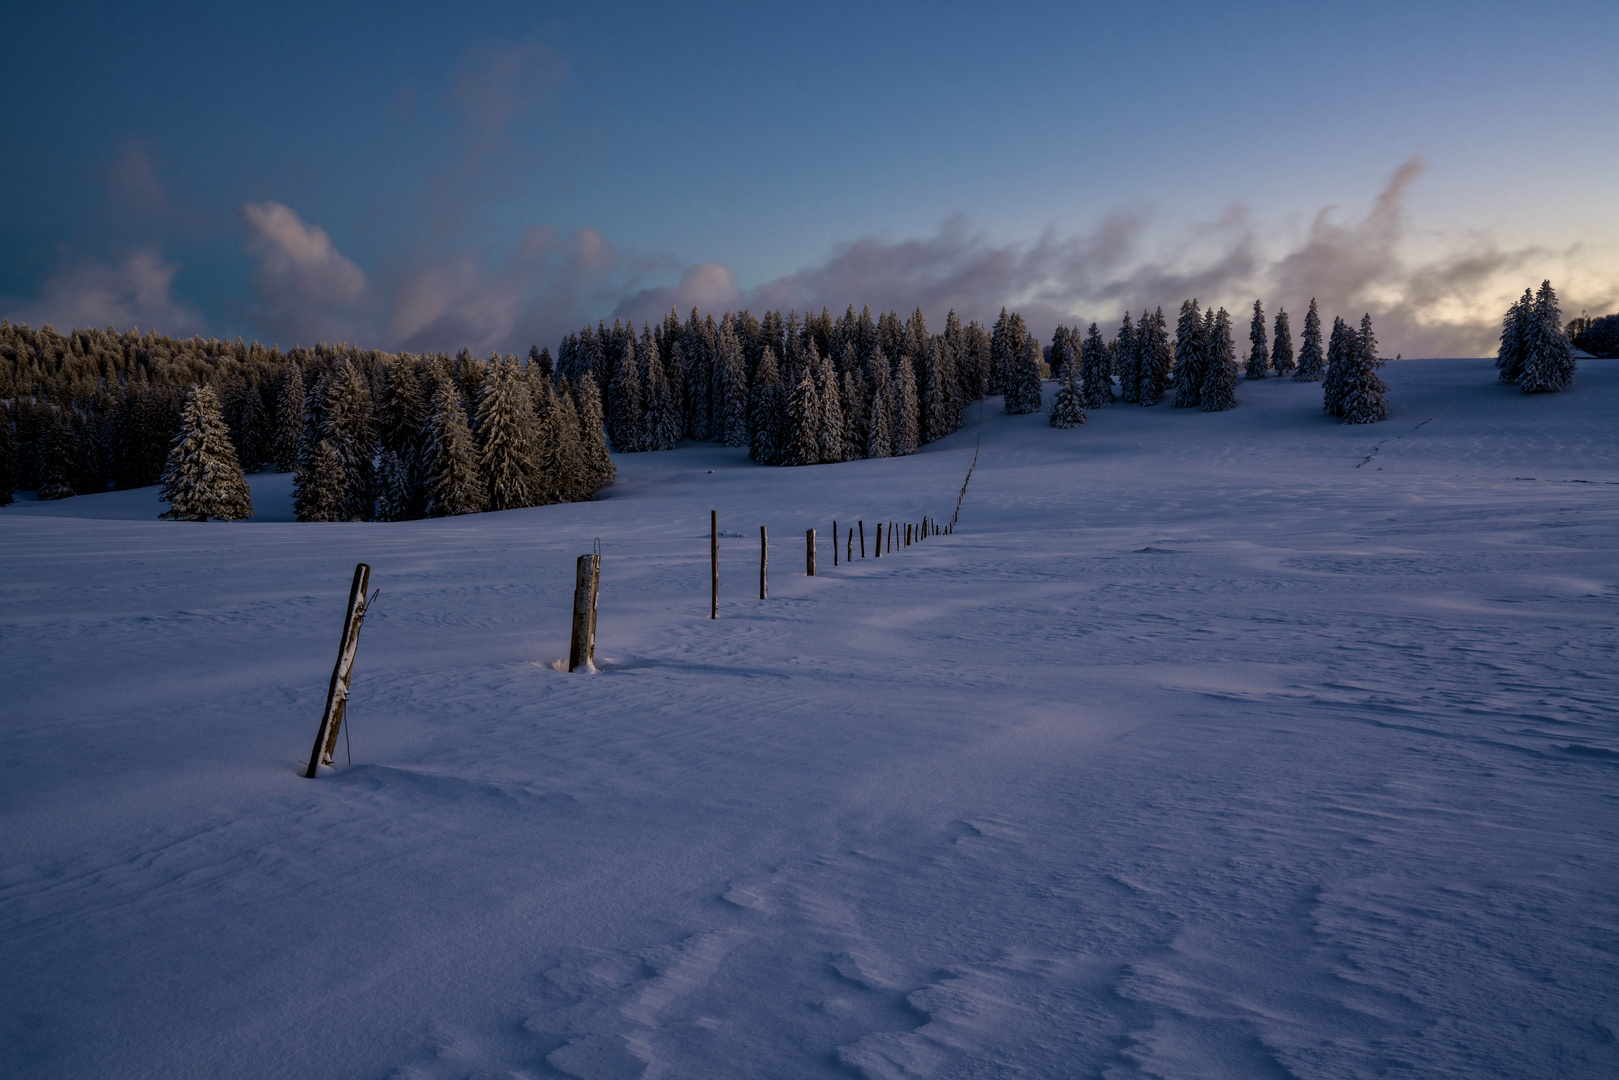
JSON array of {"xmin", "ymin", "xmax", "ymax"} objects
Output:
[
  {"xmin": 241, "ymin": 202, "xmax": 369, "ymax": 343},
  {"xmin": 1, "ymin": 248, "xmax": 203, "ymax": 337}
]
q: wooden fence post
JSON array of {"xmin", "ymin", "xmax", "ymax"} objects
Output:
[
  {"xmin": 305, "ymin": 563, "xmax": 373, "ymax": 778},
  {"xmin": 806, "ymin": 528, "xmax": 817, "ymax": 576},
  {"xmin": 833, "ymin": 521, "xmax": 838, "ymax": 567},
  {"xmin": 569, "ymin": 553, "xmax": 601, "ymax": 672},
  {"xmin": 875, "ymin": 522, "xmax": 882, "ymax": 558},
  {"xmin": 711, "ymin": 510, "xmax": 718, "ymax": 619},
  {"xmin": 847, "ymin": 526, "xmax": 853, "ymax": 563},
  {"xmin": 859, "ymin": 520, "xmax": 865, "ymax": 558},
  {"xmin": 760, "ymin": 526, "xmax": 768, "ymax": 599}
]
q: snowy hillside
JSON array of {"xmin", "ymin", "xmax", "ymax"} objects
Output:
[{"xmin": 3, "ymin": 358, "xmax": 1617, "ymax": 1079}]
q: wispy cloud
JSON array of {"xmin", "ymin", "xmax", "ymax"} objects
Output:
[
  {"xmin": 241, "ymin": 201, "xmax": 370, "ymax": 343},
  {"xmin": 1, "ymin": 248, "xmax": 203, "ymax": 336}
]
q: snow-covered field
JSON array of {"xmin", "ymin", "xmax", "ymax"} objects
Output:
[{"xmin": 3, "ymin": 358, "xmax": 1617, "ymax": 1079}]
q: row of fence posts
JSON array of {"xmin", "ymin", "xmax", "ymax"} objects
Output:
[
  {"xmin": 710, "ymin": 510, "xmax": 953, "ymax": 618},
  {"xmin": 307, "ymin": 446, "xmax": 981, "ymax": 775}
]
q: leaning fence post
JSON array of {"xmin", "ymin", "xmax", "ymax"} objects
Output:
[
  {"xmin": 847, "ymin": 526, "xmax": 853, "ymax": 563},
  {"xmin": 569, "ymin": 553, "xmax": 601, "ymax": 672},
  {"xmin": 710, "ymin": 510, "xmax": 719, "ymax": 619},
  {"xmin": 305, "ymin": 563, "xmax": 373, "ymax": 778},
  {"xmin": 806, "ymin": 528, "xmax": 817, "ymax": 576},
  {"xmin": 760, "ymin": 526, "xmax": 768, "ymax": 599}
]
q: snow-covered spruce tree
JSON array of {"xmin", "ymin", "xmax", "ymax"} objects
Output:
[
  {"xmin": 527, "ymin": 374, "xmax": 569, "ymax": 504},
  {"xmin": 294, "ymin": 439, "xmax": 346, "ymax": 521},
  {"xmin": 748, "ymin": 347, "xmax": 785, "ymax": 465},
  {"xmin": 1272, "ymin": 308, "xmax": 1295, "ymax": 376},
  {"xmin": 273, "ymin": 361, "xmax": 305, "ymax": 472},
  {"xmin": 864, "ymin": 352, "xmax": 894, "ymax": 458},
  {"xmin": 1201, "ymin": 308, "xmax": 1239, "ymax": 412},
  {"xmin": 608, "ymin": 338, "xmax": 644, "ymax": 452},
  {"xmin": 1322, "ymin": 316, "xmax": 1353, "ymax": 416},
  {"xmin": 784, "ymin": 370, "xmax": 821, "ymax": 466},
  {"xmin": 476, "ymin": 359, "xmax": 536, "ymax": 512},
  {"xmin": 376, "ymin": 360, "xmax": 427, "ymax": 519},
  {"xmin": 892, "ymin": 351, "xmax": 921, "ymax": 453},
  {"xmin": 1495, "ymin": 288, "xmax": 1533, "ymax": 384},
  {"xmin": 159, "ymin": 385, "xmax": 254, "ymax": 521},
  {"xmin": 422, "ymin": 380, "xmax": 485, "ymax": 517},
  {"xmin": 1339, "ymin": 314, "xmax": 1389, "ymax": 424},
  {"xmin": 817, "ymin": 345, "xmax": 845, "ymax": 462},
  {"xmin": 642, "ymin": 329, "xmax": 681, "ymax": 451},
  {"xmin": 841, "ymin": 368, "xmax": 865, "ymax": 461},
  {"xmin": 1115, "ymin": 312, "xmax": 1140, "ymax": 405},
  {"xmin": 571, "ymin": 376, "xmax": 616, "ymax": 494},
  {"xmin": 960, "ymin": 319, "xmax": 992, "ymax": 402},
  {"xmin": 374, "ymin": 449, "xmax": 412, "ymax": 522},
  {"xmin": 552, "ymin": 387, "xmax": 592, "ymax": 502},
  {"xmin": 1049, "ymin": 359, "xmax": 1087, "ymax": 428},
  {"xmin": 1049, "ymin": 326, "xmax": 1076, "ymax": 381},
  {"xmin": 1006, "ymin": 324, "xmax": 1044, "ymax": 414},
  {"xmin": 1294, "ymin": 298, "xmax": 1325, "ymax": 381},
  {"xmin": 717, "ymin": 323, "xmax": 750, "ymax": 447},
  {"xmin": 1518, "ymin": 280, "xmax": 1576, "ymax": 393},
  {"xmin": 919, "ymin": 335, "xmax": 955, "ymax": 443},
  {"xmin": 1081, "ymin": 322, "xmax": 1113, "ymax": 408},
  {"xmin": 320, "ymin": 361, "xmax": 376, "ymax": 521},
  {"xmin": 1172, "ymin": 299, "xmax": 1206, "ymax": 408},
  {"xmin": 1140, "ymin": 308, "xmax": 1173, "ymax": 404},
  {"xmin": 1245, "ymin": 300, "xmax": 1270, "ymax": 379},
  {"xmin": 987, "ymin": 308, "xmax": 1012, "ymax": 396}
]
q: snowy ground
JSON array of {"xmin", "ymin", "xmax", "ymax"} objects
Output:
[{"xmin": 3, "ymin": 359, "xmax": 1617, "ymax": 1079}]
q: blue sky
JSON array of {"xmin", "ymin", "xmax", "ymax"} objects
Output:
[{"xmin": 3, "ymin": 0, "xmax": 1615, "ymax": 355}]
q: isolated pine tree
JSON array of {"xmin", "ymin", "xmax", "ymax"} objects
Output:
[
  {"xmin": 1003, "ymin": 323, "xmax": 1042, "ymax": 417},
  {"xmin": 1271, "ymin": 309, "xmax": 1295, "ymax": 376},
  {"xmin": 1116, "ymin": 313, "xmax": 1140, "ymax": 405},
  {"xmin": 748, "ymin": 347, "xmax": 785, "ymax": 465},
  {"xmin": 1294, "ymin": 299, "xmax": 1325, "ymax": 381},
  {"xmin": 159, "ymin": 385, "xmax": 254, "ymax": 521},
  {"xmin": 293, "ymin": 439, "xmax": 346, "ymax": 522},
  {"xmin": 1339, "ymin": 314, "xmax": 1389, "ymax": 423},
  {"xmin": 423, "ymin": 381, "xmax": 485, "ymax": 517},
  {"xmin": 1322, "ymin": 316, "xmax": 1353, "ymax": 416},
  {"xmin": 1081, "ymin": 322, "xmax": 1113, "ymax": 408},
  {"xmin": 273, "ymin": 362, "xmax": 305, "ymax": 472},
  {"xmin": 1496, "ymin": 288, "xmax": 1534, "ymax": 384},
  {"xmin": 1245, "ymin": 300, "xmax": 1270, "ymax": 379},
  {"xmin": 476, "ymin": 359, "xmax": 536, "ymax": 511},
  {"xmin": 1049, "ymin": 360, "xmax": 1087, "ymax": 428},
  {"xmin": 1518, "ymin": 280, "xmax": 1577, "ymax": 393},
  {"xmin": 1201, "ymin": 308, "xmax": 1239, "ymax": 412}
]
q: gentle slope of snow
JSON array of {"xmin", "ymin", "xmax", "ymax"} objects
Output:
[{"xmin": 2, "ymin": 359, "xmax": 1616, "ymax": 1078}]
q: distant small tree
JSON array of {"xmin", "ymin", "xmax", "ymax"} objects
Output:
[
  {"xmin": 1322, "ymin": 316, "xmax": 1354, "ymax": 416},
  {"xmin": 1005, "ymin": 321, "xmax": 1044, "ymax": 414},
  {"xmin": 1294, "ymin": 299, "xmax": 1325, "ymax": 381},
  {"xmin": 1115, "ymin": 312, "xmax": 1140, "ymax": 405},
  {"xmin": 1049, "ymin": 360, "xmax": 1087, "ymax": 428},
  {"xmin": 159, "ymin": 385, "xmax": 254, "ymax": 521},
  {"xmin": 1201, "ymin": 308, "xmax": 1239, "ymax": 412},
  {"xmin": 1244, "ymin": 300, "xmax": 1270, "ymax": 379}
]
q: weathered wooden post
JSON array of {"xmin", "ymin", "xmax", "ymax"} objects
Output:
[
  {"xmin": 859, "ymin": 520, "xmax": 866, "ymax": 558},
  {"xmin": 874, "ymin": 522, "xmax": 883, "ymax": 558},
  {"xmin": 846, "ymin": 527, "xmax": 852, "ymax": 563},
  {"xmin": 759, "ymin": 526, "xmax": 768, "ymax": 600},
  {"xmin": 710, "ymin": 510, "xmax": 718, "ymax": 619},
  {"xmin": 304, "ymin": 563, "xmax": 373, "ymax": 778},
  {"xmin": 833, "ymin": 521, "xmax": 838, "ymax": 567},
  {"xmin": 569, "ymin": 552, "xmax": 601, "ymax": 672},
  {"xmin": 806, "ymin": 528, "xmax": 817, "ymax": 576}
]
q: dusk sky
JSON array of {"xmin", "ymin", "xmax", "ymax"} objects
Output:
[{"xmin": 3, "ymin": 0, "xmax": 1615, "ymax": 357}]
